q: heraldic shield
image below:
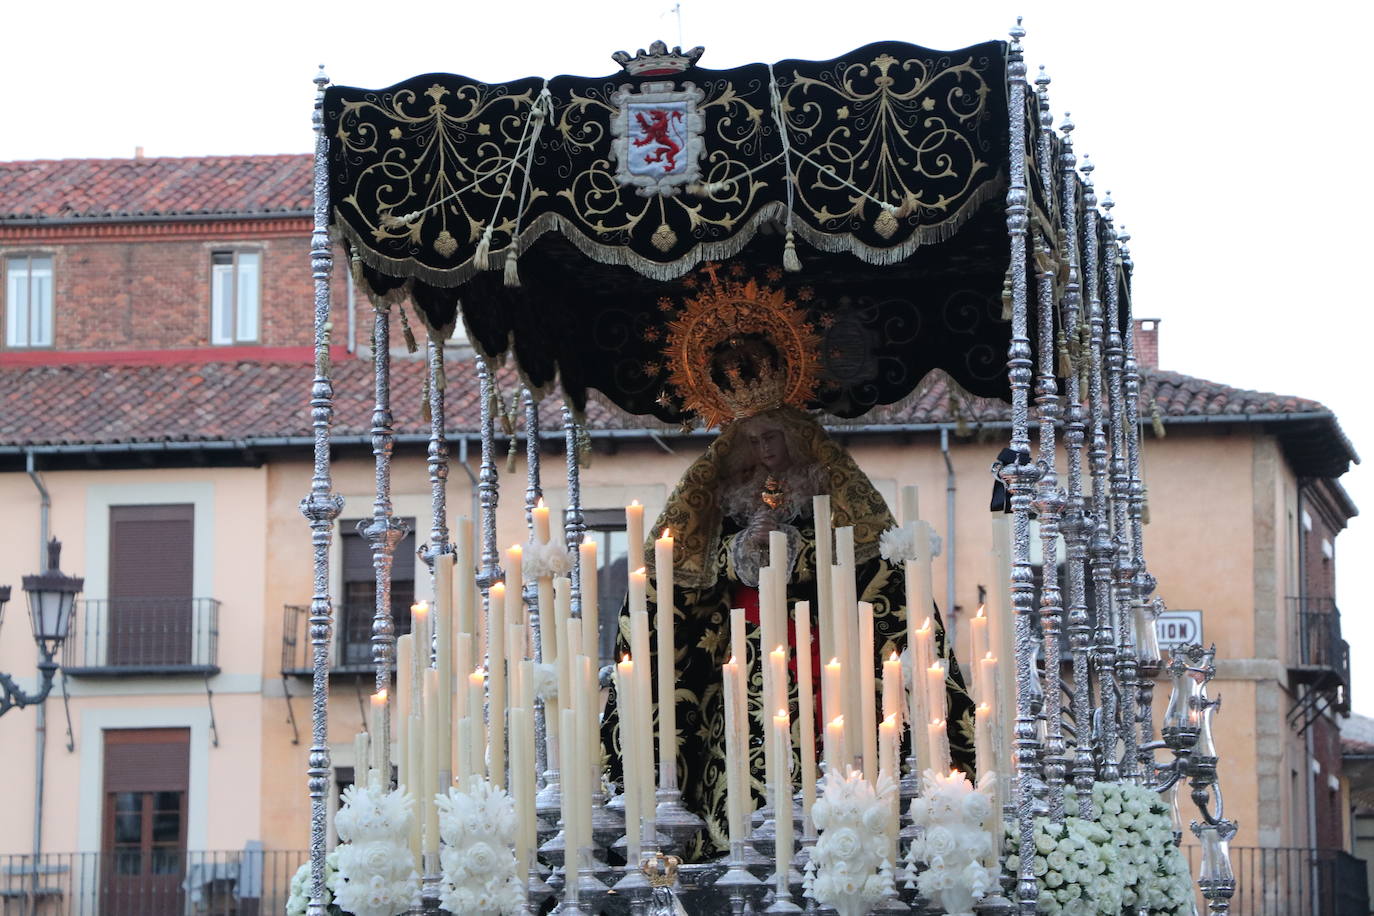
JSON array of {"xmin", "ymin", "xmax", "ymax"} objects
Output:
[{"xmin": 611, "ymin": 81, "xmax": 706, "ymax": 196}]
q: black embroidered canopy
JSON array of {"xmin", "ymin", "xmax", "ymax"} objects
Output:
[{"xmin": 325, "ymin": 40, "xmax": 1113, "ymax": 422}]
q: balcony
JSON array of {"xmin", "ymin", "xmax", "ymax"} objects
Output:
[
  {"xmin": 1184, "ymin": 845, "xmax": 1369, "ymax": 915},
  {"xmin": 0, "ymin": 849, "xmax": 305, "ymax": 916},
  {"xmin": 62, "ymin": 598, "xmax": 220, "ymax": 676},
  {"xmin": 280, "ymin": 603, "xmax": 410, "ymax": 677},
  {"xmin": 1287, "ymin": 596, "xmax": 1351, "ymax": 715}
]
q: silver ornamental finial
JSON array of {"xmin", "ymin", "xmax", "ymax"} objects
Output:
[
  {"xmin": 314, "ymin": 64, "xmax": 329, "ymax": 90},
  {"xmin": 1061, "ymin": 111, "xmax": 1075, "ymax": 136},
  {"xmin": 1102, "ymin": 192, "xmax": 1115, "ymax": 219},
  {"xmin": 1036, "ymin": 65, "xmax": 1051, "ymax": 91}
]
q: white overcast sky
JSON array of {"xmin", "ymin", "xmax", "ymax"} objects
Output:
[{"xmin": 6, "ymin": 1, "xmax": 1373, "ymax": 709}]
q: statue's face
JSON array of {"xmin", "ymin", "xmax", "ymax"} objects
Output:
[{"xmin": 746, "ymin": 424, "xmax": 791, "ymax": 474}]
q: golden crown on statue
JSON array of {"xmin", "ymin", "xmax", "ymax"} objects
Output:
[
  {"xmin": 640, "ymin": 852, "xmax": 682, "ymax": 888},
  {"xmin": 661, "ymin": 263, "xmax": 822, "ymax": 428}
]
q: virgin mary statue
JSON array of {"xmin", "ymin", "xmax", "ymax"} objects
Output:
[{"xmin": 600, "ymin": 267, "xmax": 974, "ymax": 861}]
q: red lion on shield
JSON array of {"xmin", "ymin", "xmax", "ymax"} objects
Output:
[{"xmin": 633, "ymin": 109, "xmax": 684, "ymax": 172}]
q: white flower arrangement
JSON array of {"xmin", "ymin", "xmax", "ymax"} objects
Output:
[
  {"xmin": 1003, "ymin": 794, "xmax": 1124, "ymax": 916},
  {"xmin": 879, "ymin": 523, "xmax": 941, "ymax": 565},
  {"xmin": 1088, "ymin": 781, "xmax": 1194, "ymax": 914},
  {"xmin": 904, "ymin": 768, "xmax": 1000, "ymax": 916},
  {"xmin": 285, "ymin": 850, "xmax": 342, "ymax": 916},
  {"xmin": 435, "ymin": 777, "xmax": 525, "ymax": 915},
  {"xmin": 522, "ymin": 536, "xmax": 572, "ymax": 579},
  {"xmin": 328, "ymin": 777, "xmax": 420, "ymax": 916},
  {"xmin": 805, "ymin": 767, "xmax": 898, "ymax": 916}
]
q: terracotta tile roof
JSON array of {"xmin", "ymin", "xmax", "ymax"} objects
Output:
[
  {"xmin": 0, "ymin": 155, "xmax": 312, "ymax": 221},
  {"xmin": 0, "ymin": 354, "xmax": 1356, "ymax": 479}
]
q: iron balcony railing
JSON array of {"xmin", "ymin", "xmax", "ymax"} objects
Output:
[
  {"xmin": 281, "ymin": 603, "xmax": 410, "ymax": 677},
  {"xmin": 0, "ymin": 849, "xmax": 307, "ymax": 916},
  {"xmin": 62, "ymin": 598, "xmax": 221, "ymax": 675},
  {"xmin": 1184, "ymin": 844, "xmax": 1369, "ymax": 915},
  {"xmin": 1287, "ymin": 596, "xmax": 1351, "ymax": 711}
]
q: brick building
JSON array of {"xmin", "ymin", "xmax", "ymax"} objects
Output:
[{"xmin": 0, "ymin": 154, "xmax": 1362, "ymax": 913}]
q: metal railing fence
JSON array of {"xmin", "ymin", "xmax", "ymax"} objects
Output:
[{"xmin": 62, "ymin": 598, "xmax": 220, "ymax": 673}]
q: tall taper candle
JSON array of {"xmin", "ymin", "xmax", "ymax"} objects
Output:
[
  {"xmin": 533, "ymin": 497, "xmax": 551, "ymax": 544},
  {"xmin": 626, "ymin": 501, "xmax": 645, "ymax": 570},
  {"xmin": 407, "ymin": 712, "xmax": 423, "ymax": 860},
  {"xmin": 825, "ymin": 715, "xmax": 847, "ymax": 774},
  {"xmin": 813, "ymin": 495, "xmax": 834, "ymax": 688},
  {"xmin": 423, "ymin": 668, "xmax": 440, "ymax": 856},
  {"xmin": 455, "ymin": 634, "xmax": 472, "ymax": 782},
  {"xmin": 579, "ymin": 540, "xmax": 598, "ymax": 639},
  {"xmin": 989, "ymin": 515, "xmax": 1016, "ymax": 772},
  {"xmin": 758, "ymin": 567, "xmax": 777, "ymax": 801},
  {"xmin": 773, "ymin": 708, "xmax": 794, "ymax": 886},
  {"xmin": 469, "ymin": 667, "xmax": 487, "ymax": 779},
  {"xmin": 928, "ymin": 718, "xmax": 951, "ymax": 775},
  {"xmin": 858, "ymin": 600, "xmax": 877, "ymax": 783},
  {"xmin": 510, "ymin": 704, "xmax": 531, "ymax": 871},
  {"xmin": 629, "ymin": 570, "xmax": 655, "ymax": 817},
  {"xmin": 969, "ymin": 606, "xmax": 990, "ymax": 706},
  {"xmin": 488, "ymin": 582, "xmax": 508, "ymax": 788},
  {"xmin": 617, "ymin": 659, "xmax": 642, "ymax": 865},
  {"xmin": 900, "ymin": 485, "xmax": 920, "ymax": 527},
  {"xmin": 879, "ymin": 713, "xmax": 899, "ymax": 859},
  {"xmin": 830, "ymin": 571, "xmax": 855, "ymax": 761},
  {"xmin": 822, "ymin": 658, "xmax": 843, "ymax": 766},
  {"xmin": 975, "ymin": 701, "xmax": 994, "ymax": 778},
  {"xmin": 722, "ymin": 657, "xmax": 745, "ymax": 847},
  {"xmin": 435, "ymin": 553, "xmax": 455, "ymax": 783},
  {"xmin": 560, "ymin": 707, "xmax": 580, "ymax": 863},
  {"xmin": 370, "ymin": 691, "xmax": 387, "ymax": 777},
  {"xmin": 925, "ymin": 661, "xmax": 947, "ymax": 727},
  {"xmin": 354, "ymin": 731, "xmax": 370, "ymax": 787},
  {"xmin": 395, "ymin": 634, "xmax": 414, "ymax": 722},
  {"xmin": 794, "ymin": 601, "xmax": 817, "ymax": 831},
  {"xmin": 910, "ymin": 618, "xmax": 933, "ymax": 774},
  {"xmin": 882, "ymin": 651, "xmax": 902, "ymax": 723},
  {"xmin": 768, "ymin": 530, "xmax": 789, "ymax": 643},
  {"xmin": 456, "ymin": 517, "xmax": 475, "ymax": 637},
  {"xmin": 654, "ymin": 529, "xmax": 676, "ymax": 785}
]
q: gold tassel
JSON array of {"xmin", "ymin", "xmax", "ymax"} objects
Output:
[
  {"xmin": 1056, "ymin": 328, "xmax": 1072, "ymax": 378},
  {"xmin": 1141, "ymin": 485, "xmax": 1152, "ymax": 525},
  {"xmin": 1000, "ymin": 278, "xmax": 1013, "ymax": 321},
  {"xmin": 436, "ymin": 362, "xmax": 447, "ymax": 392},
  {"xmin": 349, "ymin": 252, "xmax": 365, "ymax": 289},
  {"xmin": 397, "ymin": 306, "xmax": 418, "ymax": 354},
  {"xmin": 1151, "ymin": 403, "xmax": 1166, "ymax": 439},
  {"xmin": 783, "ymin": 230, "xmax": 801, "ymax": 273},
  {"xmin": 421, "ymin": 373, "xmax": 432, "ymax": 424},
  {"xmin": 505, "ymin": 437, "xmax": 518, "ymax": 473},
  {"xmin": 504, "ymin": 244, "xmax": 521, "ymax": 288},
  {"xmin": 474, "ymin": 224, "xmax": 494, "ymax": 271},
  {"xmin": 874, "ymin": 205, "xmax": 899, "ymax": 240}
]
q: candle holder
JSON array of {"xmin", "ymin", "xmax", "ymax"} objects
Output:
[
  {"xmin": 711, "ymin": 839, "xmax": 766, "ymax": 915},
  {"xmin": 525, "ymin": 849, "xmax": 555, "ymax": 916},
  {"xmin": 655, "ymin": 781, "xmax": 705, "ymax": 853},
  {"xmin": 1193, "ymin": 819, "xmax": 1237, "ymax": 914},
  {"xmin": 591, "ymin": 788, "xmax": 628, "ymax": 850},
  {"xmin": 539, "ymin": 827, "xmax": 569, "ymax": 871}
]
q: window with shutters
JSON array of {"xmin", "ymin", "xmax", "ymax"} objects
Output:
[
  {"xmin": 339, "ymin": 519, "xmax": 415, "ymax": 670},
  {"xmin": 101, "ymin": 728, "xmax": 190, "ymax": 916},
  {"xmin": 106, "ymin": 504, "xmax": 197, "ymax": 668},
  {"xmin": 210, "ymin": 250, "xmax": 260, "ymax": 345}
]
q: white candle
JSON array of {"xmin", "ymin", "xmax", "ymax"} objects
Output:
[
  {"xmin": 626, "ymin": 501, "xmax": 645, "ymax": 573},
  {"xmin": 411, "ymin": 602, "xmax": 430, "ymax": 736},
  {"xmin": 825, "ymin": 715, "xmax": 847, "ymax": 774},
  {"xmin": 882, "ymin": 651, "xmax": 902, "ymax": 724},
  {"xmin": 654, "ymin": 529, "xmax": 676, "ymax": 785},
  {"xmin": 813, "ymin": 495, "xmax": 835, "ymax": 688},
  {"xmin": 900, "ymin": 485, "xmax": 920, "ymax": 527},
  {"xmin": 505, "ymin": 545, "xmax": 523, "ymax": 609},
  {"xmin": 580, "ymin": 540, "xmax": 598, "ymax": 632},
  {"xmin": 773, "ymin": 708, "xmax": 794, "ymax": 886},
  {"xmin": 578, "ymin": 654, "xmax": 595, "ymax": 856},
  {"xmin": 794, "ymin": 602, "xmax": 816, "ymax": 832},
  {"xmin": 629, "ymin": 569, "xmax": 655, "ymax": 816},
  {"xmin": 407, "ymin": 712, "xmax": 423, "ymax": 860},
  {"xmin": 759, "ymin": 566, "xmax": 777, "ymax": 800},
  {"xmin": 617, "ymin": 658, "xmax": 642, "ymax": 865},
  {"xmin": 469, "ymin": 668, "xmax": 487, "ymax": 779},
  {"xmin": 830, "ymin": 570, "xmax": 855, "ymax": 757},
  {"xmin": 879, "ymin": 713, "xmax": 899, "ymax": 856},
  {"xmin": 456, "ymin": 718, "xmax": 473, "ymax": 790},
  {"xmin": 456, "ymin": 518, "xmax": 475, "ymax": 637},
  {"xmin": 369, "ymin": 691, "xmax": 387, "ymax": 777},
  {"xmin": 533, "ymin": 498, "xmax": 551, "ymax": 544},
  {"xmin": 423, "ymin": 668, "xmax": 440, "ymax": 856},
  {"xmin": 723, "ymin": 657, "xmax": 744, "ymax": 847},
  {"xmin": 928, "ymin": 718, "xmax": 951, "ymax": 776},
  {"xmin": 354, "ymin": 731, "xmax": 370, "ymax": 787},
  {"xmin": 560, "ymin": 706, "xmax": 581, "ymax": 862},
  {"xmin": 822, "ymin": 659, "xmax": 843, "ymax": 768},
  {"xmin": 926, "ymin": 661, "xmax": 947, "ymax": 726},
  {"xmin": 488, "ymin": 583, "xmax": 507, "ymax": 788},
  {"xmin": 395, "ymin": 633, "xmax": 413, "ymax": 725},
  {"xmin": 910, "ymin": 618, "xmax": 933, "ymax": 773},
  {"xmin": 454, "ymin": 633, "xmax": 471, "ymax": 782},
  {"xmin": 730, "ymin": 606, "xmax": 752, "ymax": 827},
  {"xmin": 969, "ymin": 606, "xmax": 990, "ymax": 706},
  {"xmin": 975, "ymin": 701, "xmax": 994, "ymax": 778},
  {"xmin": 768, "ymin": 530, "xmax": 789, "ymax": 638},
  {"xmin": 989, "ymin": 515, "xmax": 1016, "ymax": 778},
  {"xmin": 509, "ymin": 704, "xmax": 531, "ymax": 873},
  {"xmin": 435, "ymin": 553, "xmax": 454, "ymax": 784},
  {"xmin": 582, "ymin": 620, "xmax": 599, "ymax": 785},
  {"xmin": 858, "ymin": 600, "xmax": 877, "ymax": 784}
]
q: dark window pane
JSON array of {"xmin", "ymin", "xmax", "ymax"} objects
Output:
[
  {"xmin": 152, "ymin": 812, "xmax": 180, "ymax": 843},
  {"xmin": 151, "ymin": 847, "xmax": 180, "ymax": 875},
  {"xmin": 114, "ymin": 813, "xmax": 143, "ymax": 844},
  {"xmin": 114, "ymin": 791, "xmax": 142, "ymax": 813},
  {"xmin": 153, "ymin": 791, "xmax": 182, "ymax": 812},
  {"xmin": 114, "ymin": 850, "xmax": 142, "ymax": 875}
]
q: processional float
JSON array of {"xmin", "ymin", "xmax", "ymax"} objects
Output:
[{"xmin": 298, "ymin": 20, "xmax": 1236, "ymax": 916}]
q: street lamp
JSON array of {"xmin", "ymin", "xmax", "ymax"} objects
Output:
[{"xmin": 0, "ymin": 538, "xmax": 84, "ymax": 717}]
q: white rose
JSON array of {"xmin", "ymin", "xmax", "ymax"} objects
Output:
[{"xmin": 926, "ymin": 825, "xmax": 957, "ymax": 857}]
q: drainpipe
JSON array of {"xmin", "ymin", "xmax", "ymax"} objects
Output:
[
  {"xmin": 26, "ymin": 451, "xmax": 50, "ymax": 888},
  {"xmin": 941, "ymin": 428, "xmax": 958, "ymax": 645}
]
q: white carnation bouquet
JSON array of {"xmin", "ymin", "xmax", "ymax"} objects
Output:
[
  {"xmin": 435, "ymin": 777, "xmax": 525, "ymax": 915},
  {"xmin": 328, "ymin": 779, "xmax": 420, "ymax": 916},
  {"xmin": 904, "ymin": 768, "xmax": 1000, "ymax": 916},
  {"xmin": 1004, "ymin": 803, "xmax": 1122, "ymax": 915},
  {"xmin": 285, "ymin": 850, "xmax": 342, "ymax": 916},
  {"xmin": 804, "ymin": 768, "xmax": 898, "ymax": 916},
  {"xmin": 878, "ymin": 523, "xmax": 941, "ymax": 565},
  {"xmin": 1089, "ymin": 781, "xmax": 1194, "ymax": 914}
]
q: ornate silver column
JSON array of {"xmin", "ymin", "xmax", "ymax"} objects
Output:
[
  {"xmin": 1056, "ymin": 114, "xmax": 1095, "ymax": 817},
  {"xmin": 1081, "ymin": 162, "xmax": 1121, "ymax": 783},
  {"xmin": 425, "ymin": 339, "xmax": 452, "ymax": 566},
  {"xmin": 301, "ymin": 65, "xmax": 345, "ymax": 916},
  {"xmin": 1031, "ymin": 67, "xmax": 1068, "ymax": 820},
  {"xmin": 1101, "ymin": 199, "xmax": 1140, "ymax": 782},
  {"xmin": 523, "ymin": 389, "xmax": 549, "ymax": 787},
  {"xmin": 476, "ymin": 356, "xmax": 504, "ymax": 592},
  {"xmin": 562, "ymin": 406, "xmax": 586, "ymax": 613},
  {"xmin": 999, "ymin": 22, "xmax": 1047, "ymax": 915}
]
